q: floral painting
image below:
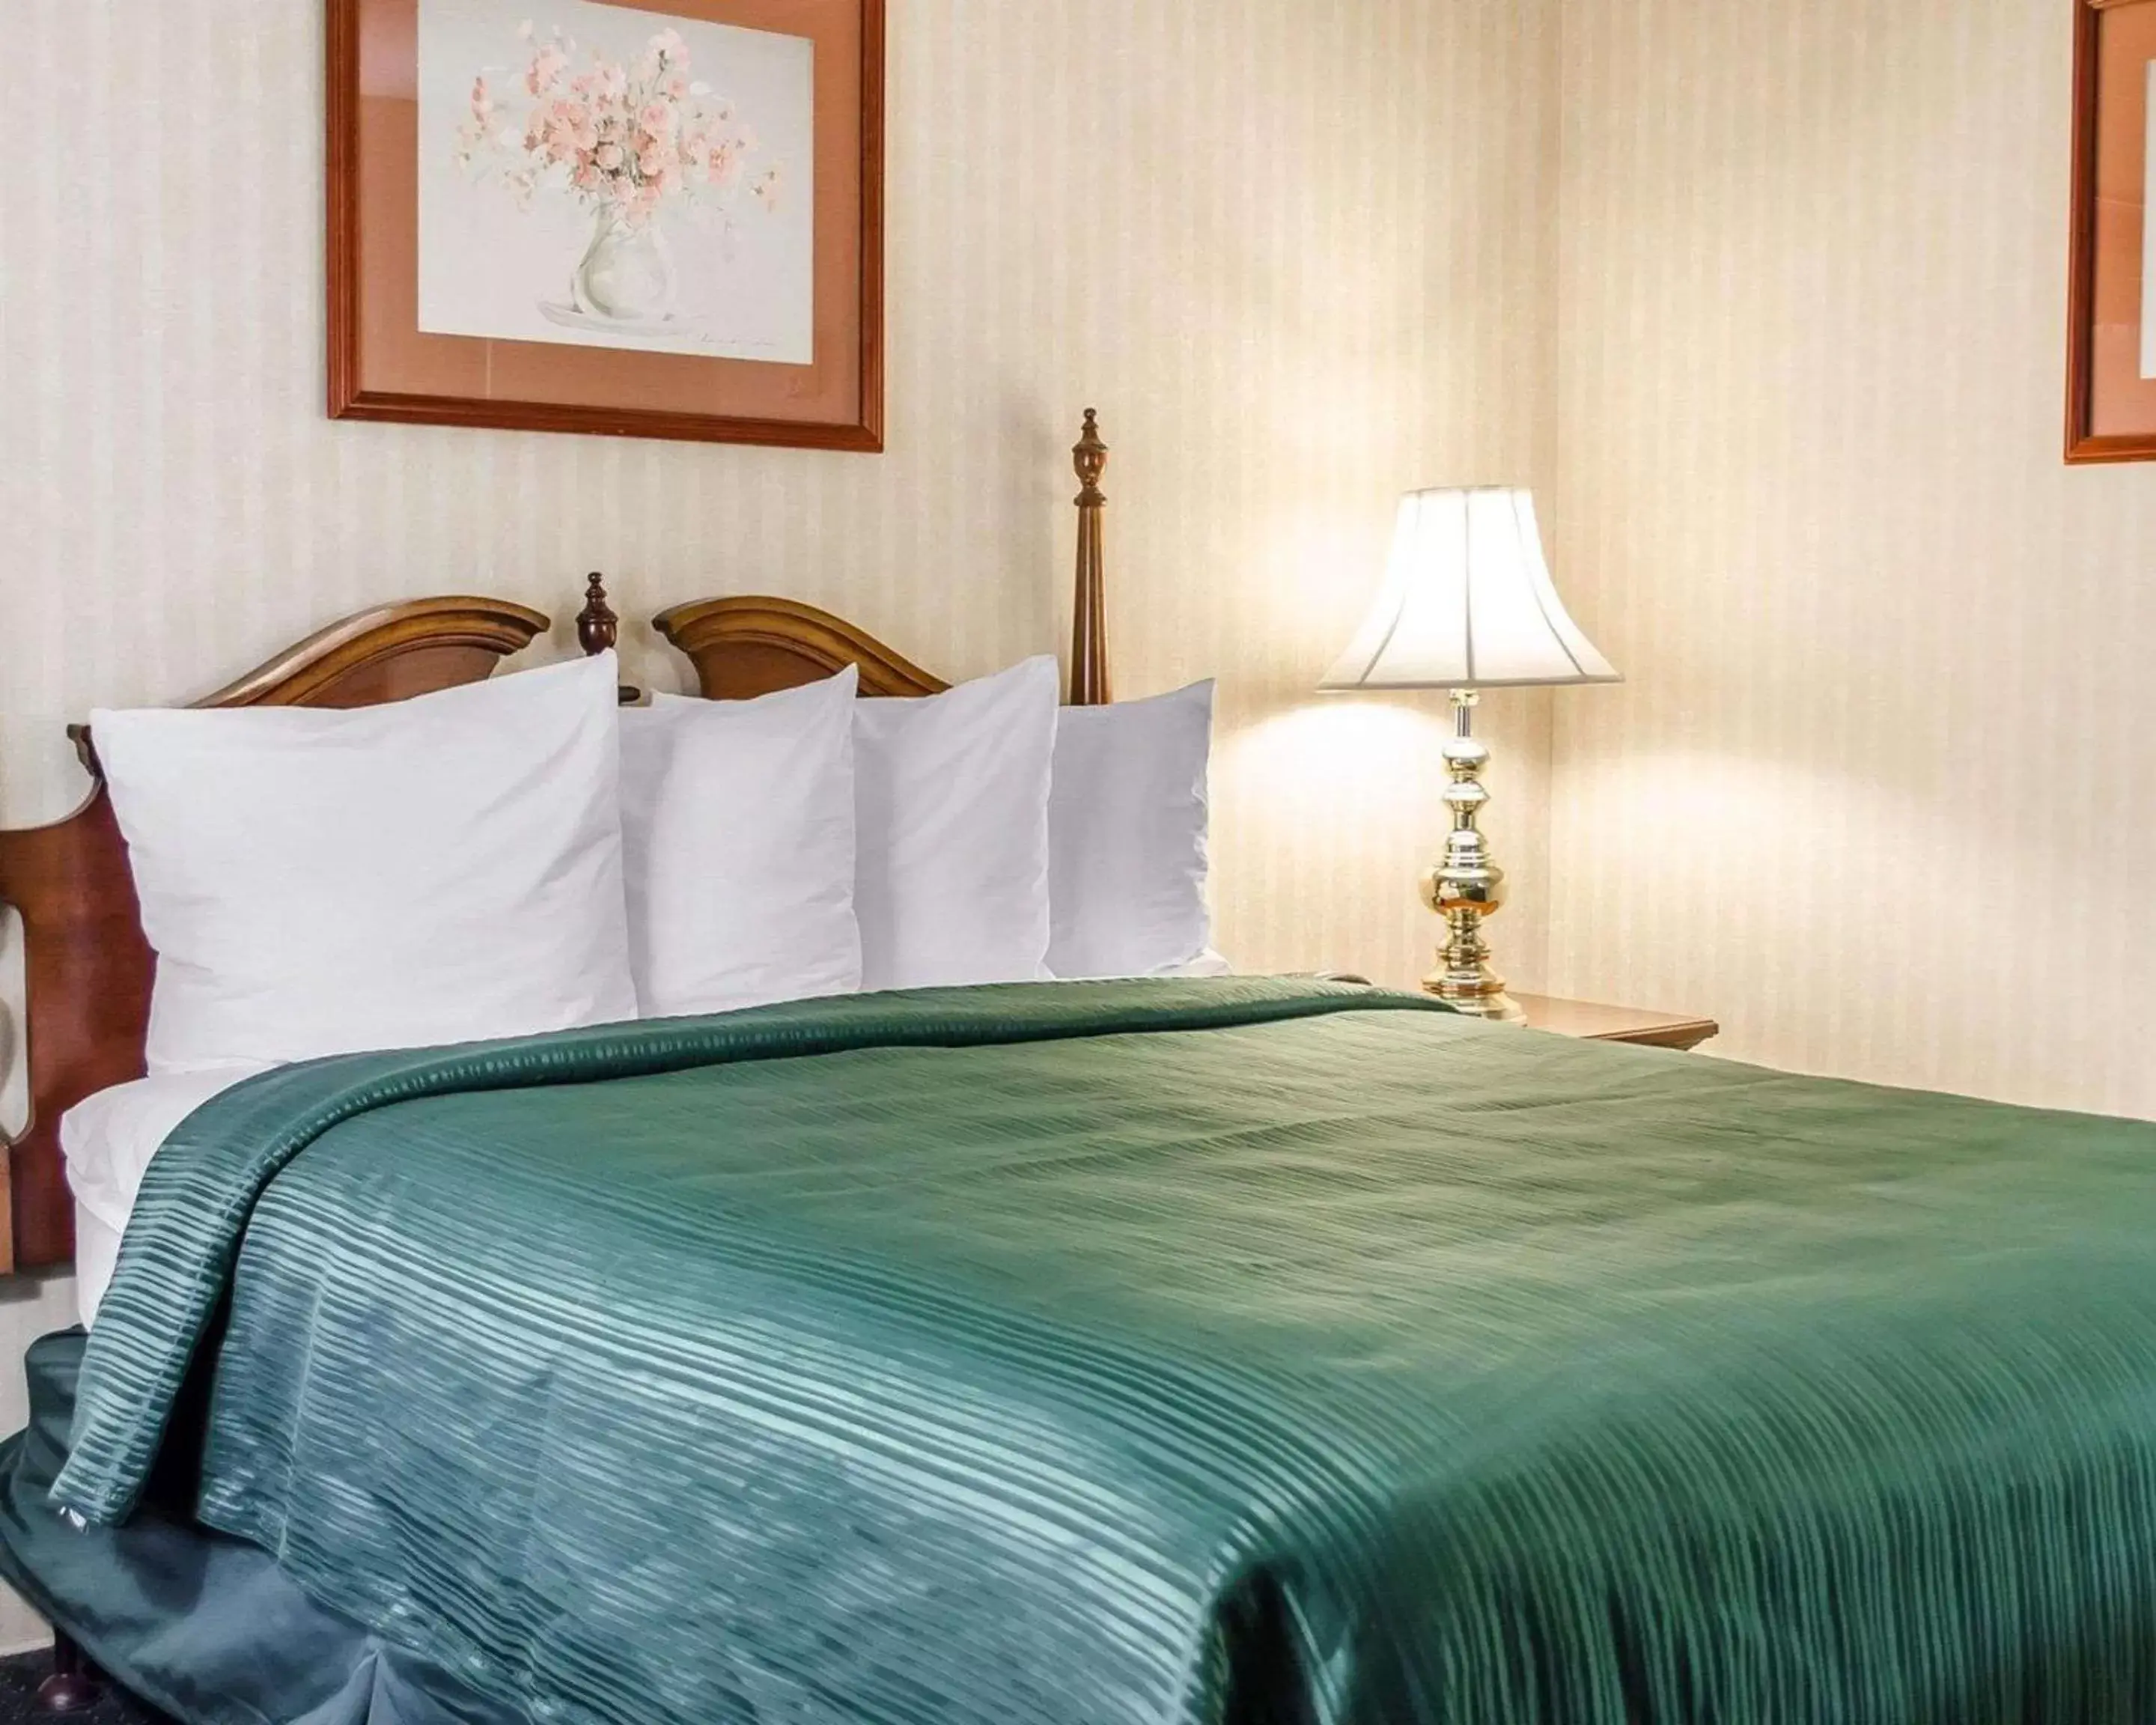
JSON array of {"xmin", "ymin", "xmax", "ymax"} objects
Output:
[{"xmin": 417, "ymin": 0, "xmax": 815, "ymax": 365}]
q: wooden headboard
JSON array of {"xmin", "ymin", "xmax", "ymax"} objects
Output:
[
  {"xmin": 656, "ymin": 410, "xmax": 1115, "ymax": 705},
  {"xmin": 0, "ymin": 409, "xmax": 1112, "ymax": 1277},
  {"xmin": 0, "ymin": 596, "xmax": 549, "ymax": 1274}
]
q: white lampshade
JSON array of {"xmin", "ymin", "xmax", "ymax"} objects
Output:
[{"xmin": 1321, "ymin": 487, "xmax": 1619, "ymax": 691}]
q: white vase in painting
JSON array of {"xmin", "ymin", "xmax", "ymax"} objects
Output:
[{"xmin": 571, "ymin": 210, "xmax": 677, "ymax": 323}]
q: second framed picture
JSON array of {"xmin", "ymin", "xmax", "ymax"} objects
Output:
[
  {"xmin": 2068, "ymin": 0, "xmax": 2156, "ymax": 461},
  {"xmin": 329, "ymin": 0, "xmax": 884, "ymax": 450}
]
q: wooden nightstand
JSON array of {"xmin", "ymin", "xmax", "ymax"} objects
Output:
[{"xmin": 1512, "ymin": 994, "xmax": 1720, "ymax": 1052}]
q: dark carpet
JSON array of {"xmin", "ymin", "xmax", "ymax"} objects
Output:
[{"xmin": 0, "ymin": 1652, "xmax": 166, "ymax": 1724}]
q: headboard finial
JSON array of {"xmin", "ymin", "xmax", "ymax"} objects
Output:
[
  {"xmin": 576, "ymin": 574, "xmax": 620, "ymax": 659},
  {"xmin": 67, "ymin": 723, "xmax": 100, "ymax": 780},
  {"xmin": 1074, "ymin": 409, "xmax": 1108, "ymax": 508}
]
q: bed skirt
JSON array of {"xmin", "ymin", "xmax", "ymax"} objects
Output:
[{"xmin": 0, "ymin": 1330, "xmax": 510, "ymax": 1725}]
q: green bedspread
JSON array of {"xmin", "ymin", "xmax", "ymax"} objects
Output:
[{"xmin": 55, "ymin": 979, "xmax": 2156, "ymax": 1724}]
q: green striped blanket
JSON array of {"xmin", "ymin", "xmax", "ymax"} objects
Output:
[{"xmin": 58, "ymin": 979, "xmax": 2156, "ymax": 1723}]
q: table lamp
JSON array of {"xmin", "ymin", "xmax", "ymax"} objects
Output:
[{"xmin": 1322, "ymin": 487, "xmax": 1619, "ymax": 1021}]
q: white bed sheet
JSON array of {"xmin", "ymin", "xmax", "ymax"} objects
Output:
[
  {"xmin": 73, "ymin": 1204, "xmax": 123, "ymax": 1333},
  {"xmin": 62, "ymin": 1066, "xmax": 268, "ymax": 1328}
]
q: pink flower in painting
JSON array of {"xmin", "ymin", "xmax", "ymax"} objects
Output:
[
  {"xmin": 526, "ymin": 43, "xmax": 568, "ymax": 97},
  {"xmin": 457, "ymin": 23, "xmax": 782, "ymax": 239}
]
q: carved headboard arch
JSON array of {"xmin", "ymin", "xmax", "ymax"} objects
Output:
[
  {"xmin": 656, "ymin": 410, "xmax": 1114, "ymax": 705},
  {"xmin": 652, "ymin": 597, "xmax": 951, "ymax": 702},
  {"xmin": 0, "ymin": 595, "xmax": 549, "ymax": 1274}
]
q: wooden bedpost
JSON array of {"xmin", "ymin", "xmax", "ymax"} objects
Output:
[{"xmin": 1070, "ymin": 410, "xmax": 1111, "ymax": 707}]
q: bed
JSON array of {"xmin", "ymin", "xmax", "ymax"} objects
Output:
[{"xmin": 7, "ymin": 419, "xmax": 2156, "ymax": 1725}]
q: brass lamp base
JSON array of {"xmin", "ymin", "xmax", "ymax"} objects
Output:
[
  {"xmin": 1419, "ymin": 689, "xmax": 1527, "ymax": 1025},
  {"xmin": 1423, "ymin": 970, "xmax": 1526, "ymax": 1023}
]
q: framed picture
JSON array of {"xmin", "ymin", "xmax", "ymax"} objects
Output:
[
  {"xmin": 2066, "ymin": 0, "xmax": 2156, "ymax": 462},
  {"xmin": 329, "ymin": 0, "xmax": 883, "ymax": 450}
]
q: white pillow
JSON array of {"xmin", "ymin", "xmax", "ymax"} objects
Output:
[
  {"xmin": 94, "ymin": 653, "xmax": 636, "ymax": 1072},
  {"xmin": 853, "ymin": 657, "xmax": 1060, "ymax": 991},
  {"xmin": 1047, "ymin": 681, "xmax": 1219, "ymax": 979},
  {"xmin": 628, "ymin": 670, "xmax": 862, "ymax": 1017}
]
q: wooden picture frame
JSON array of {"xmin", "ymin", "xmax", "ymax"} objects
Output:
[
  {"xmin": 2066, "ymin": 0, "xmax": 2156, "ymax": 460},
  {"xmin": 328, "ymin": 0, "xmax": 885, "ymax": 451}
]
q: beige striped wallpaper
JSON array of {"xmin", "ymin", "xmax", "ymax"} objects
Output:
[
  {"xmin": 1547, "ymin": 0, "xmax": 2156, "ymax": 1122},
  {"xmin": 0, "ymin": 0, "xmax": 1559, "ymax": 1646}
]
